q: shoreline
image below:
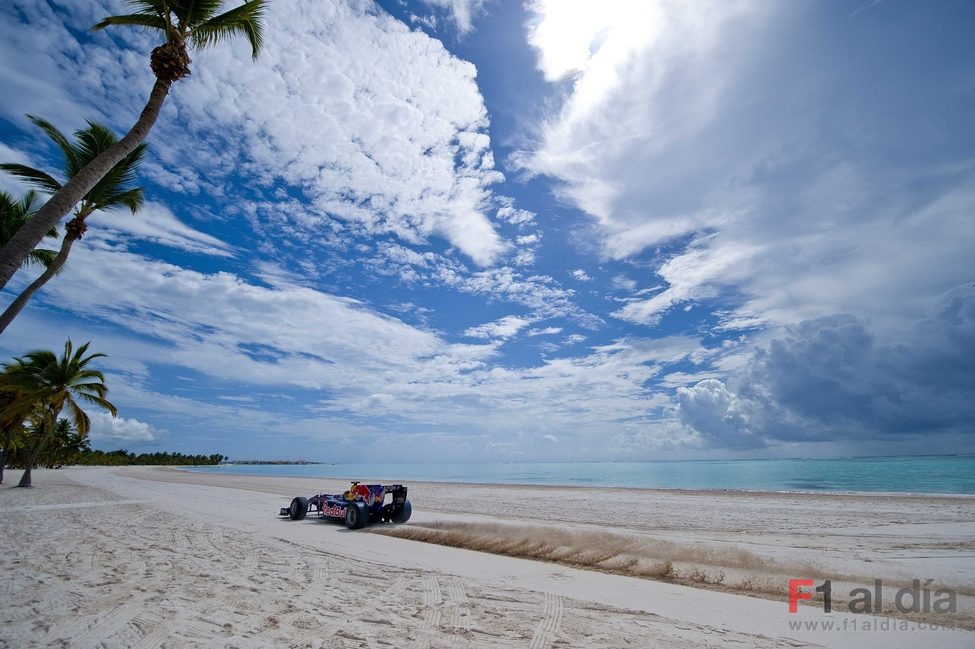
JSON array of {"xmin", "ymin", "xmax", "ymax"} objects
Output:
[
  {"xmin": 3, "ymin": 466, "xmax": 973, "ymax": 648},
  {"xmin": 171, "ymin": 463, "xmax": 975, "ymax": 499}
]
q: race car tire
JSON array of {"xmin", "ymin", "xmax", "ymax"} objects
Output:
[
  {"xmin": 289, "ymin": 497, "xmax": 308, "ymax": 520},
  {"xmin": 346, "ymin": 502, "xmax": 368, "ymax": 529},
  {"xmin": 391, "ymin": 499, "xmax": 412, "ymax": 524}
]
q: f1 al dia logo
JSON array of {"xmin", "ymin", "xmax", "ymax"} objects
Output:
[{"xmin": 788, "ymin": 579, "xmax": 957, "ymax": 614}]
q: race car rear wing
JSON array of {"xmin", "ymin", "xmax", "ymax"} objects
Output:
[{"xmin": 384, "ymin": 484, "xmax": 408, "ymax": 503}]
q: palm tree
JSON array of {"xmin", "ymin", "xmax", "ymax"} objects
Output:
[
  {"xmin": 0, "ymin": 383, "xmax": 30, "ymax": 484},
  {"xmin": 3, "ymin": 340, "xmax": 117, "ymax": 487},
  {"xmin": 43, "ymin": 418, "xmax": 91, "ymax": 468},
  {"xmin": 0, "ymin": 0, "xmax": 267, "ymax": 290},
  {"xmin": 0, "ymin": 116, "xmax": 146, "ymax": 335},
  {"xmin": 0, "ymin": 190, "xmax": 59, "ymax": 271}
]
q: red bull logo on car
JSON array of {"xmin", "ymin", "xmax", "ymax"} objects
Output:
[
  {"xmin": 351, "ymin": 484, "xmax": 372, "ymax": 501},
  {"xmin": 320, "ymin": 503, "xmax": 346, "ymax": 518},
  {"xmin": 346, "ymin": 483, "xmax": 384, "ymax": 504}
]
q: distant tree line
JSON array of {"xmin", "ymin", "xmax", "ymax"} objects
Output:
[{"xmin": 2, "ymin": 424, "xmax": 225, "ymax": 470}]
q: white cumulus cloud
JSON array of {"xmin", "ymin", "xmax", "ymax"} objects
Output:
[
  {"xmin": 0, "ymin": 0, "xmax": 508, "ymax": 267},
  {"xmin": 463, "ymin": 315, "xmax": 532, "ymax": 339},
  {"xmin": 87, "ymin": 411, "xmax": 162, "ymax": 444}
]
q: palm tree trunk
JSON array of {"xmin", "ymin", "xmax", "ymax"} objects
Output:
[
  {"xmin": 16, "ymin": 431, "xmax": 47, "ymax": 488},
  {"xmin": 0, "ymin": 426, "xmax": 14, "ymax": 484},
  {"xmin": 0, "ymin": 225, "xmax": 77, "ymax": 335},
  {"xmin": 0, "ymin": 78, "xmax": 171, "ymax": 292},
  {"xmin": 16, "ymin": 407, "xmax": 61, "ymax": 488}
]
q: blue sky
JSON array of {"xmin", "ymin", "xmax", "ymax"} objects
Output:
[{"xmin": 0, "ymin": 0, "xmax": 972, "ymax": 461}]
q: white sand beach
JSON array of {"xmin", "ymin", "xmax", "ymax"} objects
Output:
[{"xmin": 1, "ymin": 467, "xmax": 973, "ymax": 648}]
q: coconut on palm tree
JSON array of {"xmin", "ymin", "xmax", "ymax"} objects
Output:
[
  {"xmin": 2, "ymin": 340, "xmax": 117, "ymax": 487},
  {"xmin": 0, "ymin": 0, "xmax": 266, "ymax": 290},
  {"xmin": 0, "ymin": 190, "xmax": 60, "ymax": 271},
  {"xmin": 0, "ymin": 116, "xmax": 147, "ymax": 335}
]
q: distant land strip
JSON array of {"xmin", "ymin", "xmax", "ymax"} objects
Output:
[{"xmin": 222, "ymin": 460, "xmax": 322, "ymax": 465}]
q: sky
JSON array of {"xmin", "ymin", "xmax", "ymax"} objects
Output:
[{"xmin": 0, "ymin": 0, "xmax": 972, "ymax": 462}]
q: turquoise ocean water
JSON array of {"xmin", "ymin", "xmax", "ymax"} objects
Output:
[{"xmin": 184, "ymin": 454, "xmax": 975, "ymax": 494}]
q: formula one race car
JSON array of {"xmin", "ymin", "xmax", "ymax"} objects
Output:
[{"xmin": 279, "ymin": 481, "xmax": 412, "ymax": 529}]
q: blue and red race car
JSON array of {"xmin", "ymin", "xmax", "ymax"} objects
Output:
[{"xmin": 279, "ymin": 481, "xmax": 412, "ymax": 529}]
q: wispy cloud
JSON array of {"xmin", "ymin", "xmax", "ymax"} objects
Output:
[
  {"xmin": 87, "ymin": 201, "xmax": 234, "ymax": 258},
  {"xmin": 463, "ymin": 315, "xmax": 533, "ymax": 339},
  {"xmin": 418, "ymin": 0, "xmax": 486, "ymax": 34}
]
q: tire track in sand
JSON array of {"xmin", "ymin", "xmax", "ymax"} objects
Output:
[
  {"xmin": 254, "ymin": 557, "xmax": 334, "ymax": 642},
  {"xmin": 46, "ymin": 600, "xmax": 142, "ymax": 649},
  {"xmin": 126, "ymin": 617, "xmax": 176, "ymax": 649},
  {"xmin": 442, "ymin": 577, "xmax": 472, "ymax": 632},
  {"xmin": 411, "ymin": 576, "xmax": 442, "ymax": 649},
  {"xmin": 528, "ymin": 592, "xmax": 564, "ymax": 649}
]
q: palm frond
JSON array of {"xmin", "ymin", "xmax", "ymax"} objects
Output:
[
  {"xmin": 72, "ymin": 379, "xmax": 108, "ymax": 396},
  {"xmin": 91, "ymin": 154, "xmax": 145, "ymax": 202},
  {"xmin": 79, "ymin": 125, "xmax": 127, "ymax": 203},
  {"xmin": 1, "ymin": 392, "xmax": 46, "ymax": 421},
  {"xmin": 105, "ymin": 142, "xmax": 148, "ymax": 190},
  {"xmin": 14, "ymin": 191, "xmax": 40, "ymax": 224},
  {"xmin": 66, "ymin": 400, "xmax": 93, "ymax": 437},
  {"xmin": 16, "ymin": 349, "xmax": 57, "ymax": 367},
  {"xmin": 71, "ymin": 372, "xmax": 110, "ymax": 387},
  {"xmin": 60, "ymin": 339, "xmax": 75, "ymax": 371},
  {"xmin": 182, "ymin": 0, "xmax": 224, "ymax": 27},
  {"xmin": 76, "ymin": 122, "xmax": 120, "ymax": 165},
  {"xmin": 0, "ymin": 191, "xmax": 54, "ymax": 271},
  {"xmin": 71, "ymin": 380, "xmax": 110, "ymax": 396},
  {"xmin": 74, "ymin": 393, "xmax": 117, "ymax": 417},
  {"xmin": 0, "ymin": 163, "xmax": 62, "ymax": 194},
  {"xmin": 76, "ymin": 363, "xmax": 108, "ymax": 377},
  {"xmin": 92, "ymin": 12, "xmax": 168, "ymax": 32},
  {"xmin": 71, "ymin": 369, "xmax": 108, "ymax": 382},
  {"xmin": 104, "ymin": 1, "xmax": 173, "ymax": 36},
  {"xmin": 124, "ymin": 0, "xmax": 168, "ymax": 12},
  {"xmin": 27, "ymin": 248, "xmax": 60, "ymax": 270},
  {"xmin": 49, "ymin": 254, "xmax": 69, "ymax": 277},
  {"xmin": 191, "ymin": 0, "xmax": 265, "ymax": 59},
  {"xmin": 40, "ymin": 121, "xmax": 148, "ymax": 216},
  {"xmin": 0, "ymin": 189, "xmax": 28, "ymax": 226},
  {"xmin": 120, "ymin": 142, "xmax": 149, "ymax": 169},
  {"xmin": 26, "ymin": 115, "xmax": 79, "ymax": 177},
  {"xmin": 100, "ymin": 187, "xmax": 145, "ymax": 213},
  {"xmin": 0, "ymin": 191, "xmax": 24, "ymax": 247},
  {"xmin": 76, "ymin": 346, "xmax": 102, "ymax": 365}
]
